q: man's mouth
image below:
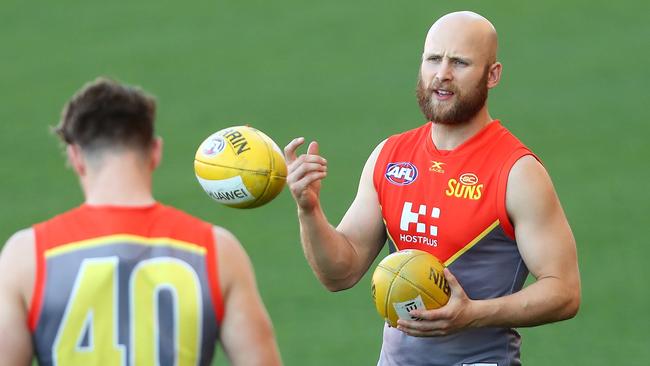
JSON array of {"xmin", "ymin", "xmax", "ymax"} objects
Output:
[{"xmin": 433, "ymin": 88, "xmax": 454, "ymax": 100}]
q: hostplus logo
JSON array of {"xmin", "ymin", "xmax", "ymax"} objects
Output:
[{"xmin": 399, "ymin": 201, "xmax": 440, "ymax": 247}]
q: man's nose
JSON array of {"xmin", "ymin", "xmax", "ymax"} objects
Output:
[{"xmin": 435, "ymin": 60, "xmax": 453, "ymax": 83}]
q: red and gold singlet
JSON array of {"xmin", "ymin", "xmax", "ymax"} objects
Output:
[
  {"xmin": 373, "ymin": 121, "xmax": 537, "ymax": 366},
  {"xmin": 29, "ymin": 203, "xmax": 223, "ymax": 366}
]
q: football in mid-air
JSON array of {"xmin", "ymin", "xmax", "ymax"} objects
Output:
[
  {"xmin": 371, "ymin": 249, "xmax": 450, "ymax": 327},
  {"xmin": 194, "ymin": 125, "xmax": 287, "ymax": 208}
]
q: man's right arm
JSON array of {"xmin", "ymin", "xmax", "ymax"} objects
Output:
[
  {"xmin": 285, "ymin": 138, "xmax": 387, "ymax": 291},
  {"xmin": 215, "ymin": 227, "xmax": 282, "ymax": 366}
]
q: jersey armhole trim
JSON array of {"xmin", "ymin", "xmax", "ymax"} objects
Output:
[
  {"xmin": 496, "ymin": 149, "xmax": 540, "ymax": 240},
  {"xmin": 382, "ymin": 213, "xmax": 399, "ymax": 254},
  {"xmin": 28, "ymin": 224, "xmax": 46, "ymax": 331},
  {"xmin": 372, "ymin": 135, "xmax": 398, "ymax": 195},
  {"xmin": 206, "ymin": 229, "xmax": 225, "ymax": 324}
]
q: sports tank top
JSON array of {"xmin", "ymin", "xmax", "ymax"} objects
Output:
[
  {"xmin": 373, "ymin": 121, "xmax": 536, "ymax": 366},
  {"xmin": 29, "ymin": 203, "xmax": 224, "ymax": 366}
]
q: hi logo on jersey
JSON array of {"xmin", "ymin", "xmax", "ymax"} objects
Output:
[
  {"xmin": 399, "ymin": 202, "xmax": 440, "ymax": 247},
  {"xmin": 445, "ymin": 172, "xmax": 484, "ymax": 200},
  {"xmin": 385, "ymin": 162, "xmax": 418, "ymax": 186}
]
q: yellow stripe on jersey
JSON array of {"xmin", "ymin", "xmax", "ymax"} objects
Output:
[
  {"xmin": 45, "ymin": 234, "xmax": 207, "ymax": 258},
  {"xmin": 444, "ymin": 220, "xmax": 500, "ymax": 266},
  {"xmin": 382, "ymin": 216, "xmax": 401, "ymax": 252}
]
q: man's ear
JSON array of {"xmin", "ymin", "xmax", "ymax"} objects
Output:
[
  {"xmin": 66, "ymin": 145, "xmax": 86, "ymax": 176},
  {"xmin": 150, "ymin": 137, "xmax": 163, "ymax": 170},
  {"xmin": 487, "ymin": 62, "xmax": 502, "ymax": 89}
]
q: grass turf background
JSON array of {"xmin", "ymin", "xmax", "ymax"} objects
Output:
[{"xmin": 1, "ymin": 0, "xmax": 648, "ymax": 364}]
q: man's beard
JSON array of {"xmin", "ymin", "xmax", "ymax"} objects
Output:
[{"xmin": 416, "ymin": 69, "xmax": 489, "ymax": 125}]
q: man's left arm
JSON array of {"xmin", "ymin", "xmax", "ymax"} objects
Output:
[
  {"xmin": 0, "ymin": 229, "xmax": 35, "ymax": 365},
  {"xmin": 398, "ymin": 155, "xmax": 581, "ymax": 336}
]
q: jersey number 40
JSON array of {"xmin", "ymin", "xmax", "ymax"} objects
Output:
[{"xmin": 52, "ymin": 256, "xmax": 203, "ymax": 366}]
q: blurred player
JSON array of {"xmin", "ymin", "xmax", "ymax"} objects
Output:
[
  {"xmin": 284, "ymin": 11, "xmax": 580, "ymax": 365},
  {"xmin": 0, "ymin": 78, "xmax": 282, "ymax": 366}
]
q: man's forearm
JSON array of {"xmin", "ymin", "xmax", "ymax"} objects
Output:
[
  {"xmin": 471, "ymin": 277, "xmax": 580, "ymax": 329},
  {"xmin": 298, "ymin": 205, "xmax": 360, "ymax": 291}
]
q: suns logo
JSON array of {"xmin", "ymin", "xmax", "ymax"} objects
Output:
[
  {"xmin": 445, "ymin": 172, "xmax": 483, "ymax": 200},
  {"xmin": 385, "ymin": 162, "xmax": 418, "ymax": 185}
]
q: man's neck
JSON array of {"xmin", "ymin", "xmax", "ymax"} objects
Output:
[
  {"xmin": 81, "ymin": 154, "xmax": 156, "ymax": 207},
  {"xmin": 430, "ymin": 107, "xmax": 493, "ymax": 151}
]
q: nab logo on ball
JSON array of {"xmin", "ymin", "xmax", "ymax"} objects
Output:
[{"xmin": 385, "ymin": 162, "xmax": 418, "ymax": 186}]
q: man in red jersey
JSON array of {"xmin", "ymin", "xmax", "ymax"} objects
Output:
[
  {"xmin": 0, "ymin": 78, "xmax": 282, "ymax": 366},
  {"xmin": 284, "ymin": 11, "xmax": 580, "ymax": 366}
]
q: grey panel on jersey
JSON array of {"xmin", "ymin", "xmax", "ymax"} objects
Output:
[{"xmin": 377, "ymin": 225, "xmax": 528, "ymax": 366}]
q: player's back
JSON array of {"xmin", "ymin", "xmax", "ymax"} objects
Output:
[{"xmin": 30, "ymin": 203, "xmax": 223, "ymax": 366}]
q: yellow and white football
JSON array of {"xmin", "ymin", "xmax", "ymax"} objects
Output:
[
  {"xmin": 194, "ymin": 126, "xmax": 287, "ymax": 208},
  {"xmin": 371, "ymin": 249, "xmax": 450, "ymax": 327}
]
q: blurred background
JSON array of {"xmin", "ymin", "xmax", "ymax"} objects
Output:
[{"xmin": 1, "ymin": 0, "xmax": 648, "ymax": 364}]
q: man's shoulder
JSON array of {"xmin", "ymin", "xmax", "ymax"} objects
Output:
[
  {"xmin": 1, "ymin": 228, "xmax": 35, "ymax": 271},
  {"xmin": 3, "ymin": 228, "xmax": 35, "ymax": 252},
  {"xmin": 157, "ymin": 203, "xmax": 213, "ymax": 226},
  {"xmin": 491, "ymin": 121, "xmax": 534, "ymax": 151},
  {"xmin": 153, "ymin": 203, "xmax": 216, "ymax": 245},
  {"xmin": 377, "ymin": 122, "xmax": 431, "ymax": 157},
  {"xmin": 0, "ymin": 228, "xmax": 36, "ymax": 303},
  {"xmin": 389, "ymin": 122, "xmax": 431, "ymax": 141}
]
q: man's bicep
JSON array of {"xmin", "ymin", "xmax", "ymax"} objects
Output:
[
  {"xmin": 337, "ymin": 141, "xmax": 387, "ymax": 273},
  {"xmin": 337, "ymin": 187, "xmax": 386, "ymax": 249},
  {"xmin": 215, "ymin": 228, "xmax": 280, "ymax": 366},
  {"xmin": 0, "ymin": 293, "xmax": 33, "ymax": 366},
  {"xmin": 507, "ymin": 157, "xmax": 579, "ymax": 283}
]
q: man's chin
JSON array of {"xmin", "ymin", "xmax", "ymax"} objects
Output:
[{"xmin": 427, "ymin": 105, "xmax": 458, "ymax": 123}]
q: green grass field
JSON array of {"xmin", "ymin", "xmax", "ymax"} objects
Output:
[{"xmin": 1, "ymin": 0, "xmax": 649, "ymax": 364}]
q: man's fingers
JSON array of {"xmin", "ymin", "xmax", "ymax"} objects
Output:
[
  {"xmin": 284, "ymin": 137, "xmax": 305, "ymax": 164},
  {"xmin": 443, "ymin": 268, "xmax": 461, "ymax": 295},
  {"xmin": 408, "ymin": 308, "xmax": 444, "ymax": 321},
  {"xmin": 287, "ymin": 162, "xmax": 327, "ymax": 184},
  {"xmin": 288, "ymin": 154, "xmax": 327, "ymax": 171},
  {"xmin": 307, "ymin": 140, "xmax": 319, "ymax": 155},
  {"xmin": 288, "ymin": 171, "xmax": 327, "ymax": 196},
  {"xmin": 298, "ymin": 171, "xmax": 327, "ymax": 188},
  {"xmin": 284, "ymin": 139, "xmax": 327, "ymax": 204},
  {"xmin": 396, "ymin": 319, "xmax": 450, "ymax": 337}
]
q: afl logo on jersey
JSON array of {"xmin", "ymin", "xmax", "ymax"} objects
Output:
[{"xmin": 385, "ymin": 162, "xmax": 418, "ymax": 185}]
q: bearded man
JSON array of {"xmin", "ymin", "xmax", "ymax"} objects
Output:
[{"xmin": 283, "ymin": 11, "xmax": 581, "ymax": 366}]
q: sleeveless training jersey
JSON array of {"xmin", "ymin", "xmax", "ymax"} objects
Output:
[
  {"xmin": 29, "ymin": 203, "xmax": 224, "ymax": 366},
  {"xmin": 373, "ymin": 121, "xmax": 536, "ymax": 366}
]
